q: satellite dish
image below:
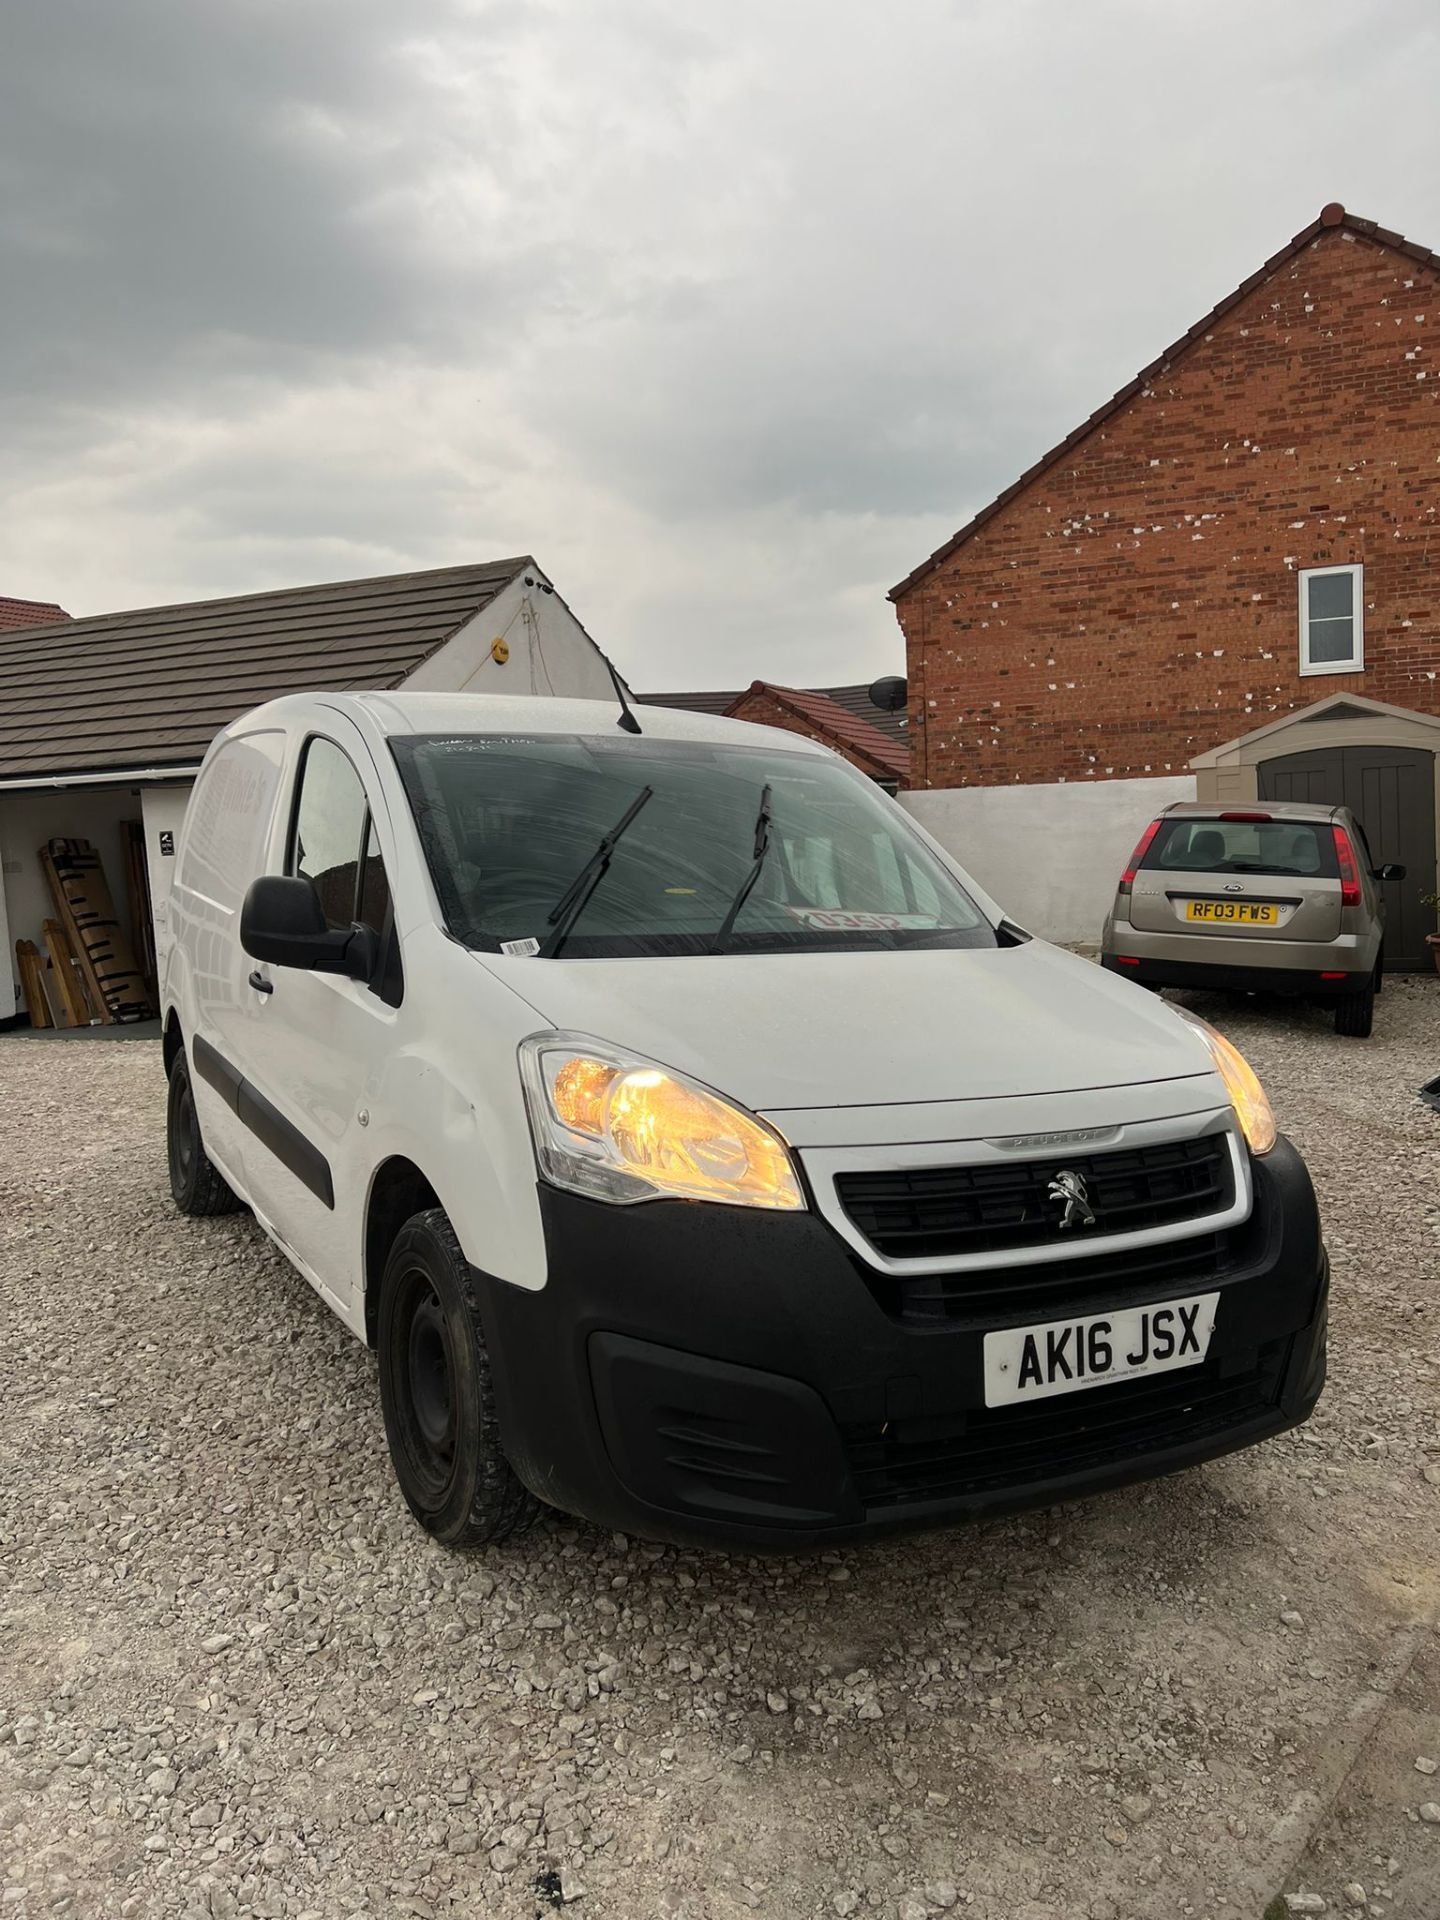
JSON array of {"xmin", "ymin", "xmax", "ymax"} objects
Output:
[{"xmin": 868, "ymin": 675, "xmax": 907, "ymax": 713}]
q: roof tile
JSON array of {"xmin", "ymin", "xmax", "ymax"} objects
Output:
[
  {"xmin": 0, "ymin": 596, "xmax": 70, "ymax": 631},
  {"xmin": 0, "ymin": 560, "xmax": 529, "ymax": 781},
  {"xmin": 725, "ymin": 681, "xmax": 910, "ymax": 781}
]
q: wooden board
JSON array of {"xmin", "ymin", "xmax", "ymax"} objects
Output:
[
  {"xmin": 15, "ymin": 939, "xmax": 55, "ymax": 1029},
  {"xmin": 121, "ymin": 819, "xmax": 159, "ymax": 1003},
  {"xmin": 41, "ymin": 918, "xmax": 92, "ymax": 1027},
  {"xmin": 40, "ymin": 838, "xmax": 155, "ymax": 1023}
]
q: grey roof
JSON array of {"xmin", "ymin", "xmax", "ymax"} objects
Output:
[
  {"xmin": 0, "ymin": 558, "xmax": 531, "ymax": 782},
  {"xmin": 642, "ymin": 682, "xmax": 909, "ymax": 744}
]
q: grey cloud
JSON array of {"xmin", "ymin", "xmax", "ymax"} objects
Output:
[
  {"xmin": 0, "ymin": 0, "xmax": 551, "ymax": 418},
  {"xmin": 2, "ymin": 0, "xmax": 1440, "ymax": 689}
]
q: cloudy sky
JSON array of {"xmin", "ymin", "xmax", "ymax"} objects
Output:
[{"xmin": 3, "ymin": 1, "xmax": 1439, "ymax": 690}]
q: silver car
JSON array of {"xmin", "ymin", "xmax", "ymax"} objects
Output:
[{"xmin": 1101, "ymin": 800, "xmax": 1404, "ymax": 1038}]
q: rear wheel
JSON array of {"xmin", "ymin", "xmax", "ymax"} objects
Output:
[
  {"xmin": 1334, "ymin": 972, "xmax": 1376, "ymax": 1039},
  {"xmin": 167, "ymin": 1053, "xmax": 243, "ymax": 1215},
  {"xmin": 377, "ymin": 1208, "xmax": 541, "ymax": 1548}
]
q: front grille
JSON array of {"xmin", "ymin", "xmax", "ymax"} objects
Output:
[
  {"xmin": 867, "ymin": 1230, "xmax": 1234, "ymax": 1329},
  {"xmin": 845, "ymin": 1339, "xmax": 1287, "ymax": 1511},
  {"xmin": 835, "ymin": 1133, "xmax": 1233, "ymax": 1263}
]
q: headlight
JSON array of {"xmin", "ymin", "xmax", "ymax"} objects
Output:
[
  {"xmin": 518, "ymin": 1034, "xmax": 806, "ymax": 1210},
  {"xmin": 1172, "ymin": 1009, "xmax": 1277, "ymax": 1156}
]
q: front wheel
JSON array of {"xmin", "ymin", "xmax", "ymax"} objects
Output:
[
  {"xmin": 1334, "ymin": 972, "xmax": 1376, "ymax": 1039},
  {"xmin": 377, "ymin": 1208, "xmax": 541, "ymax": 1548}
]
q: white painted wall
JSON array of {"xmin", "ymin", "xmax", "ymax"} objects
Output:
[
  {"xmin": 900, "ymin": 774, "xmax": 1196, "ymax": 946},
  {"xmin": 140, "ymin": 784, "xmax": 195, "ymax": 987},
  {"xmin": 402, "ymin": 571, "xmax": 618, "ymax": 701}
]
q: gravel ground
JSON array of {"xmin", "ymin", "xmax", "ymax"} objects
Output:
[{"xmin": 2, "ymin": 980, "xmax": 1439, "ymax": 1920}]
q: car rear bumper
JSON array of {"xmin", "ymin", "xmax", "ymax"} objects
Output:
[
  {"xmin": 475, "ymin": 1139, "xmax": 1328, "ymax": 1550},
  {"xmin": 1100, "ymin": 917, "xmax": 1377, "ymax": 987},
  {"xmin": 1101, "ymin": 954, "xmax": 1370, "ymax": 996}
]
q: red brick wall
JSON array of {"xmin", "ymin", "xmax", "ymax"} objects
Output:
[
  {"xmin": 895, "ymin": 226, "xmax": 1440, "ymax": 788},
  {"xmin": 727, "ymin": 687, "xmax": 890, "ymax": 779}
]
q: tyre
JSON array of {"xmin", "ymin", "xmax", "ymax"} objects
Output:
[
  {"xmin": 1334, "ymin": 974, "xmax": 1375, "ymax": 1039},
  {"xmin": 377, "ymin": 1207, "xmax": 541, "ymax": 1548},
  {"xmin": 167, "ymin": 1052, "xmax": 244, "ymax": 1216},
  {"xmin": 1373, "ymin": 950, "xmax": 1384, "ymax": 995}
]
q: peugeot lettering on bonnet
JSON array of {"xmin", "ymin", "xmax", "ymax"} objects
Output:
[{"xmin": 162, "ymin": 691, "xmax": 1328, "ymax": 1550}]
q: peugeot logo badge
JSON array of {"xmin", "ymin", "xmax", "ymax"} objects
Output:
[{"xmin": 1047, "ymin": 1169, "xmax": 1097, "ymax": 1230}]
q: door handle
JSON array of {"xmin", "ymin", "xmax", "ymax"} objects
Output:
[{"xmin": 248, "ymin": 970, "xmax": 274, "ymax": 995}]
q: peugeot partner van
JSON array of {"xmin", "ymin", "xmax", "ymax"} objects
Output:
[{"xmin": 162, "ymin": 692, "xmax": 1327, "ymax": 1550}]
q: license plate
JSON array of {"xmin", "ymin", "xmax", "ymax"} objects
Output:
[
  {"xmin": 983, "ymin": 1292, "xmax": 1220, "ymax": 1408},
  {"xmin": 1186, "ymin": 899, "xmax": 1278, "ymax": 924}
]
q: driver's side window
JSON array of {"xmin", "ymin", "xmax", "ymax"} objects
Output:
[
  {"xmin": 288, "ymin": 737, "xmax": 402, "ymax": 1003},
  {"xmin": 290, "ymin": 738, "xmax": 370, "ymax": 929}
]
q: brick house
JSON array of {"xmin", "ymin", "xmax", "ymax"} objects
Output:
[
  {"xmin": 890, "ymin": 203, "xmax": 1440, "ymax": 962},
  {"xmin": 644, "ymin": 682, "xmax": 908, "ymax": 788},
  {"xmin": 723, "ymin": 682, "xmax": 908, "ymax": 789}
]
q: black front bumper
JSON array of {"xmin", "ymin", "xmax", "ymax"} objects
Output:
[{"xmin": 475, "ymin": 1138, "xmax": 1328, "ymax": 1550}]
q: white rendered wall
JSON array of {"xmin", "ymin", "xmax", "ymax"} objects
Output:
[
  {"xmin": 140, "ymin": 784, "xmax": 195, "ymax": 988},
  {"xmin": 402, "ymin": 573, "xmax": 618, "ymax": 701},
  {"xmin": 899, "ymin": 775, "xmax": 1196, "ymax": 946}
]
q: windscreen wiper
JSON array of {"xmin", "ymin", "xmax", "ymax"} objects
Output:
[
  {"xmin": 539, "ymin": 785, "xmax": 655, "ymax": 958},
  {"xmin": 711, "ymin": 784, "xmax": 773, "ymax": 955}
]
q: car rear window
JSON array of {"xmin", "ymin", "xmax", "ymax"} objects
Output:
[{"xmin": 1142, "ymin": 816, "xmax": 1339, "ymax": 879}]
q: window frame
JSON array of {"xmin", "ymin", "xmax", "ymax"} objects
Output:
[
  {"xmin": 284, "ymin": 731, "xmax": 403, "ymax": 1004},
  {"xmin": 1298, "ymin": 562, "xmax": 1364, "ymax": 677},
  {"xmin": 286, "ymin": 733, "xmax": 372, "ymax": 926}
]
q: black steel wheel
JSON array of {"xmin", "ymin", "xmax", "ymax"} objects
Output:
[
  {"xmin": 167, "ymin": 1052, "xmax": 243, "ymax": 1216},
  {"xmin": 377, "ymin": 1208, "xmax": 541, "ymax": 1548}
]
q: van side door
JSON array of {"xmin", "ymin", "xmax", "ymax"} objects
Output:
[
  {"xmin": 237, "ymin": 722, "xmax": 403, "ymax": 1319},
  {"xmin": 169, "ymin": 728, "xmax": 288, "ymax": 1197}
]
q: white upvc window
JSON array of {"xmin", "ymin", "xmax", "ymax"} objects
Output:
[{"xmin": 1298, "ymin": 563, "xmax": 1364, "ymax": 675}]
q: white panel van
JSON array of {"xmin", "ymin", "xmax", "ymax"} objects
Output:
[{"xmin": 162, "ymin": 692, "xmax": 1327, "ymax": 1549}]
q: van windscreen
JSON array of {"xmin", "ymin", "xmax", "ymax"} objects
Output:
[
  {"xmin": 1142, "ymin": 816, "xmax": 1339, "ymax": 879},
  {"xmin": 390, "ymin": 733, "xmax": 996, "ymax": 958}
]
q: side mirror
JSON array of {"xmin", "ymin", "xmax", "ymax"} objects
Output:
[
  {"xmin": 1376, "ymin": 862, "xmax": 1406, "ymax": 882},
  {"xmin": 240, "ymin": 875, "xmax": 373, "ymax": 977}
]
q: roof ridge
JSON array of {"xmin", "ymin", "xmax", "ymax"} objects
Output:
[
  {"xmin": 889, "ymin": 203, "xmax": 1440, "ymax": 600},
  {"xmin": 9, "ymin": 556, "xmax": 534, "ymax": 637}
]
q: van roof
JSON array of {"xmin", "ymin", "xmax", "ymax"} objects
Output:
[{"xmin": 236, "ymin": 689, "xmax": 836, "ymax": 759}]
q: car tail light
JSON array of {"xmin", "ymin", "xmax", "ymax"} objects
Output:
[
  {"xmin": 1333, "ymin": 824, "xmax": 1362, "ymax": 907},
  {"xmin": 1219, "ymin": 811, "xmax": 1272, "ymax": 822},
  {"xmin": 1115, "ymin": 955, "xmax": 1141, "ymax": 967},
  {"xmin": 1119, "ymin": 819, "xmax": 1162, "ymax": 892},
  {"xmin": 1319, "ymin": 971, "xmax": 1347, "ymax": 981}
]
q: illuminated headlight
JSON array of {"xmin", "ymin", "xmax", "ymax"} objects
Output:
[
  {"xmin": 518, "ymin": 1034, "xmax": 806, "ymax": 1210},
  {"xmin": 1172, "ymin": 1008, "xmax": 1277, "ymax": 1156}
]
